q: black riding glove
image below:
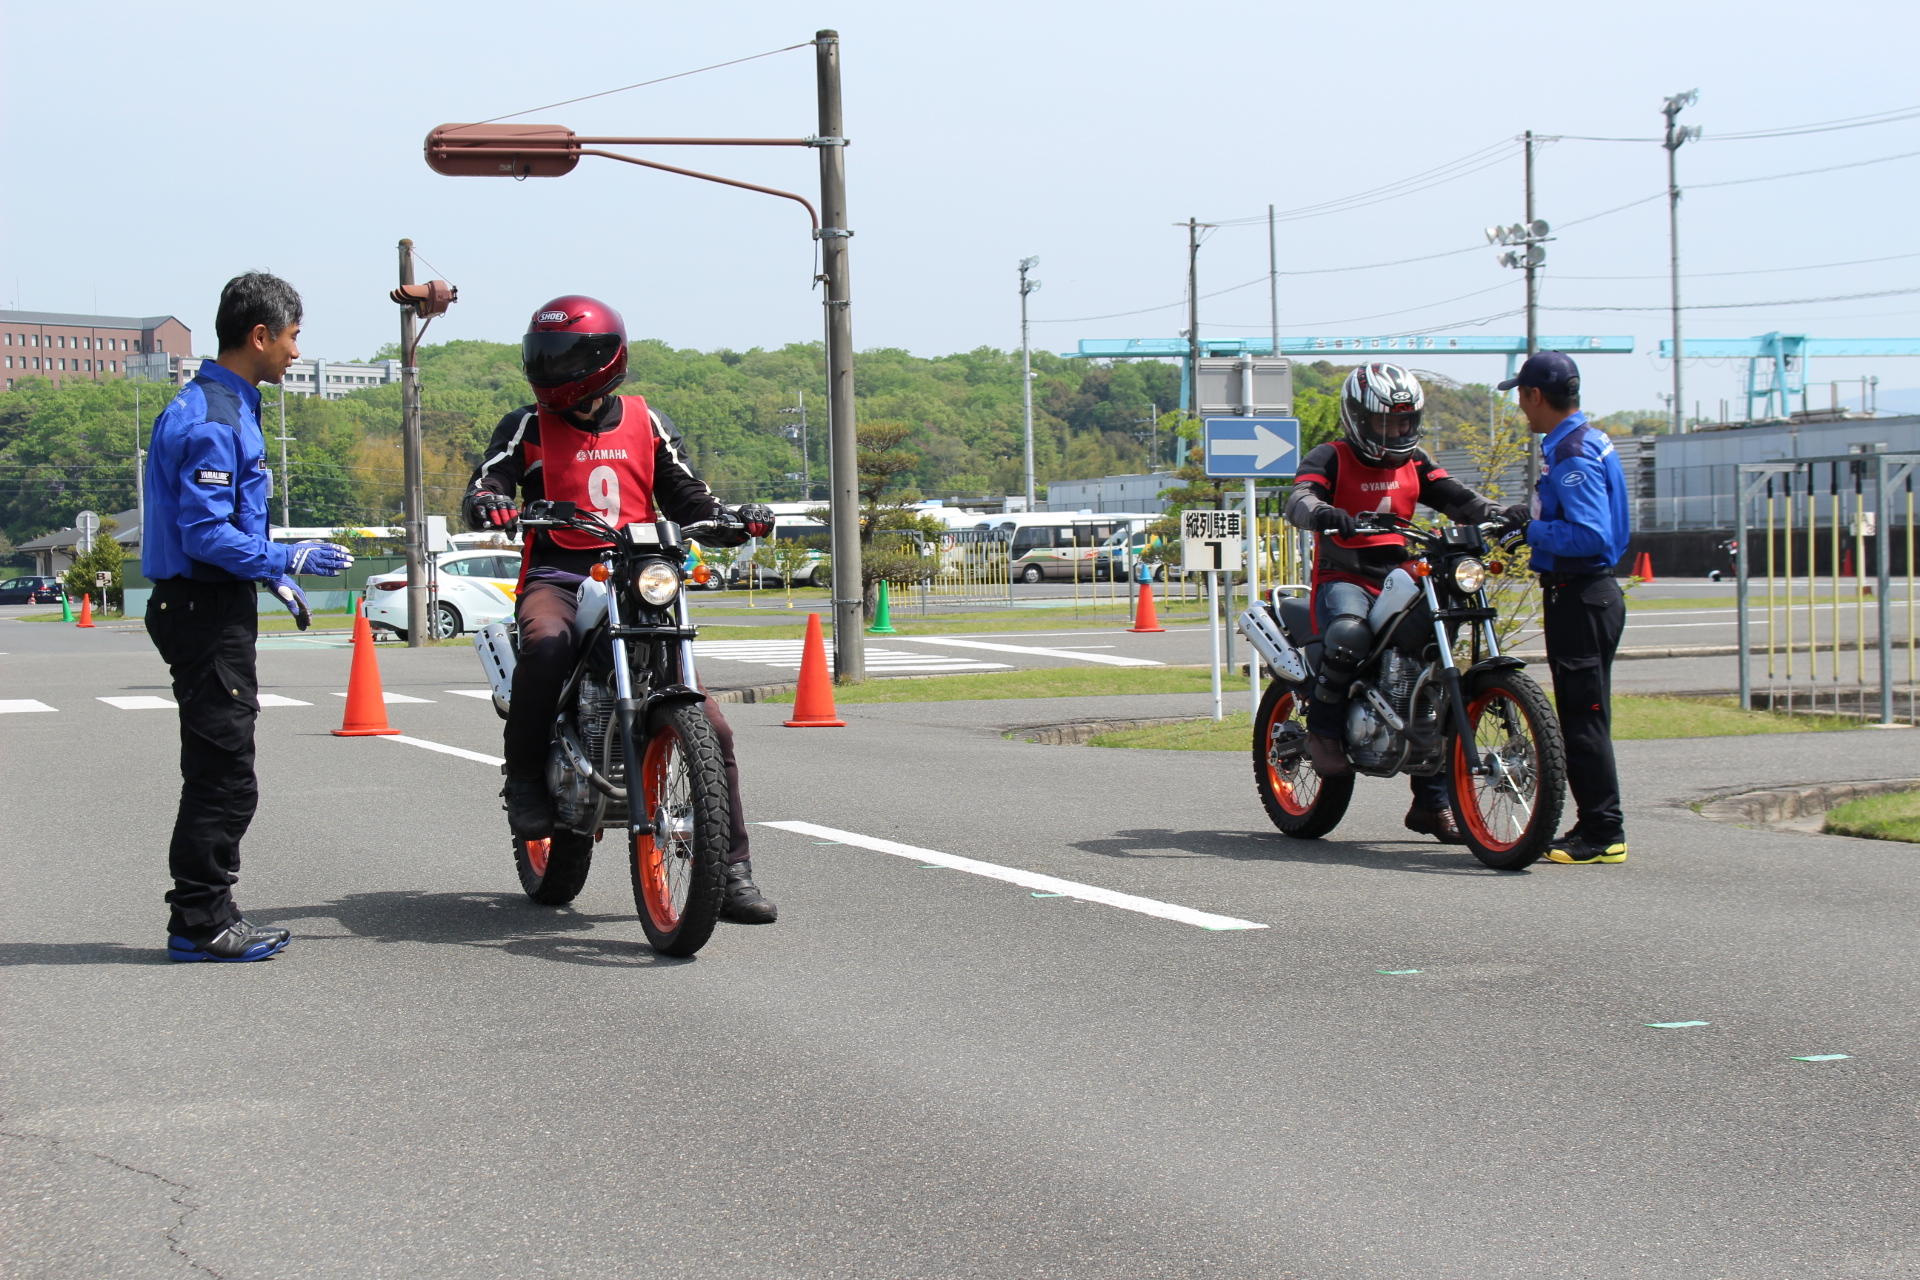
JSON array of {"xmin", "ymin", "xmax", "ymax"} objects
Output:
[
  {"xmin": 733, "ymin": 503, "xmax": 776, "ymax": 538},
  {"xmin": 1312, "ymin": 506, "xmax": 1360, "ymax": 539}
]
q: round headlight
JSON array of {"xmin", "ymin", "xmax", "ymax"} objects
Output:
[
  {"xmin": 637, "ymin": 562, "xmax": 681, "ymax": 606},
  {"xmin": 1452, "ymin": 558, "xmax": 1488, "ymax": 593}
]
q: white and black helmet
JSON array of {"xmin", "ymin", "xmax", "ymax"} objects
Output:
[{"xmin": 1339, "ymin": 363, "xmax": 1425, "ymax": 466}]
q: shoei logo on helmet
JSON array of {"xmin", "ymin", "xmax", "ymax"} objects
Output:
[{"xmin": 537, "ymin": 310, "xmax": 569, "ymax": 324}]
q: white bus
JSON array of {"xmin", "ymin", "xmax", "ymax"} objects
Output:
[{"xmin": 971, "ymin": 511, "xmax": 1159, "ymax": 583}]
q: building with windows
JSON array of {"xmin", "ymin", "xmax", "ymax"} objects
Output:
[
  {"xmin": 168, "ymin": 355, "xmax": 402, "ymax": 400},
  {"xmin": 0, "ymin": 310, "xmax": 191, "ymax": 390}
]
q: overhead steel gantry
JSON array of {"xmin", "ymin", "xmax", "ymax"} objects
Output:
[
  {"xmin": 1657, "ymin": 332, "xmax": 1920, "ymax": 422},
  {"xmin": 1068, "ymin": 336, "xmax": 1636, "ymax": 409}
]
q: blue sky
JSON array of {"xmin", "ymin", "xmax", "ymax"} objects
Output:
[{"xmin": 4, "ymin": 0, "xmax": 1918, "ymax": 419}]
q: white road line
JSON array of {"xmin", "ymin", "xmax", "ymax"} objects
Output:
[
  {"xmin": 98, "ymin": 695, "xmax": 175, "ymax": 710},
  {"xmin": 892, "ymin": 637, "xmax": 1162, "ymax": 667},
  {"xmin": 330, "ymin": 691, "xmax": 435, "ymax": 704},
  {"xmin": 257, "ymin": 694, "xmax": 313, "ymax": 707},
  {"xmin": 0, "ymin": 699, "xmax": 54, "ymax": 714},
  {"xmin": 379, "ymin": 734, "xmax": 505, "ymax": 767},
  {"xmin": 444, "ymin": 689, "xmax": 496, "ymax": 700},
  {"xmin": 761, "ymin": 820, "xmax": 1267, "ymax": 933}
]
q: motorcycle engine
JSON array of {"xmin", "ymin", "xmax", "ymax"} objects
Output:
[
  {"xmin": 1344, "ymin": 649, "xmax": 1423, "ymax": 773},
  {"xmin": 546, "ymin": 675, "xmax": 616, "ymax": 831}
]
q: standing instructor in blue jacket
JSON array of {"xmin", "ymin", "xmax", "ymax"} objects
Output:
[
  {"xmin": 1497, "ymin": 351, "xmax": 1633, "ymax": 865},
  {"xmin": 142, "ymin": 273, "xmax": 354, "ymax": 961}
]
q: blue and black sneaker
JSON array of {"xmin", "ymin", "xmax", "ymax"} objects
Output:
[{"xmin": 167, "ymin": 920, "xmax": 292, "ymax": 963}]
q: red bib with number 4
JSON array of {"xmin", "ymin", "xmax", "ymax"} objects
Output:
[{"xmin": 536, "ymin": 396, "xmax": 658, "ymax": 549}]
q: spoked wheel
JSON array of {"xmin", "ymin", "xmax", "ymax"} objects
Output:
[
  {"xmin": 1448, "ymin": 670, "xmax": 1567, "ymax": 871},
  {"xmin": 1253, "ymin": 681, "xmax": 1354, "ymax": 838},
  {"xmin": 628, "ymin": 703, "xmax": 730, "ymax": 957},
  {"xmin": 513, "ymin": 830, "xmax": 593, "ymax": 904}
]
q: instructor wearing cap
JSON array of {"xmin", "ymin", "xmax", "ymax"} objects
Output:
[{"xmin": 1495, "ymin": 351, "xmax": 1633, "ymax": 865}]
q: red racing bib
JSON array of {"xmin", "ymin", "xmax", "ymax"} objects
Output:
[{"xmin": 536, "ymin": 395, "xmax": 658, "ymax": 550}]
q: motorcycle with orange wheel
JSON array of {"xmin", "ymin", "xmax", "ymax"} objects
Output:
[
  {"xmin": 472, "ymin": 500, "xmax": 741, "ymax": 955},
  {"xmin": 1236, "ymin": 514, "xmax": 1566, "ymax": 871}
]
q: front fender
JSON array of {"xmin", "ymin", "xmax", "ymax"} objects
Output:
[
  {"xmin": 1462, "ymin": 654, "xmax": 1528, "ymax": 690},
  {"xmin": 640, "ymin": 683, "xmax": 706, "ymax": 736}
]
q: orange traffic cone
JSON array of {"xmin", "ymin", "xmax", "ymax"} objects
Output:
[
  {"xmin": 1128, "ymin": 581, "xmax": 1166, "ymax": 633},
  {"xmin": 1633, "ymin": 551, "xmax": 1655, "ymax": 582},
  {"xmin": 333, "ymin": 603, "xmax": 400, "ymax": 737},
  {"xmin": 75, "ymin": 593, "xmax": 95, "ymax": 628},
  {"xmin": 784, "ymin": 612, "xmax": 845, "ymax": 728}
]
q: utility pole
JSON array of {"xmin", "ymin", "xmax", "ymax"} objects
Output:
[
  {"xmin": 779, "ymin": 391, "xmax": 810, "ymax": 500},
  {"xmin": 276, "ymin": 387, "xmax": 291, "ymax": 527},
  {"xmin": 397, "ymin": 239, "xmax": 429, "ymax": 647},
  {"xmin": 1268, "ymin": 204, "xmax": 1279, "ymax": 361},
  {"xmin": 1019, "ymin": 256, "xmax": 1039, "ymax": 511},
  {"xmin": 1663, "ymin": 90, "xmax": 1701, "ymax": 435},
  {"xmin": 1524, "ymin": 130, "xmax": 1537, "ymax": 360},
  {"xmin": 816, "ymin": 29, "xmax": 863, "ymax": 682},
  {"xmin": 1485, "ymin": 135, "xmax": 1551, "ymax": 485},
  {"xmin": 132, "ymin": 382, "xmax": 144, "ymax": 518},
  {"xmin": 1185, "ymin": 217, "xmax": 1202, "ymax": 417}
]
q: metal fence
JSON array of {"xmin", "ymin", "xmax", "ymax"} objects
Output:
[{"xmin": 1735, "ymin": 452, "xmax": 1918, "ymax": 724}]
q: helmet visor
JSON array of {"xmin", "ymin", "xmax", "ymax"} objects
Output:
[
  {"xmin": 522, "ymin": 332, "xmax": 622, "ymax": 389},
  {"xmin": 1359, "ymin": 407, "xmax": 1422, "ymax": 453}
]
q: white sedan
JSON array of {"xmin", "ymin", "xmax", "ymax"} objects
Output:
[{"xmin": 365, "ymin": 550, "xmax": 521, "ymax": 640}]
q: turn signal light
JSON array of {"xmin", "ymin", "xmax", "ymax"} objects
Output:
[
  {"xmin": 590, "ymin": 563, "xmax": 611, "ymax": 582},
  {"xmin": 1409, "ymin": 561, "xmax": 1432, "ymax": 577},
  {"xmin": 690, "ymin": 564, "xmax": 713, "ymax": 585},
  {"xmin": 1487, "ymin": 561, "xmax": 1506, "ymax": 575}
]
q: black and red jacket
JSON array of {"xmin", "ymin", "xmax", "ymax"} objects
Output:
[
  {"xmin": 1285, "ymin": 440, "xmax": 1500, "ymax": 591},
  {"xmin": 463, "ymin": 397, "xmax": 727, "ymax": 578}
]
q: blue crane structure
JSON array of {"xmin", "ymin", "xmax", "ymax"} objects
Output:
[
  {"xmin": 1657, "ymin": 332, "xmax": 1920, "ymax": 422},
  {"xmin": 1068, "ymin": 335, "xmax": 1635, "ymax": 410}
]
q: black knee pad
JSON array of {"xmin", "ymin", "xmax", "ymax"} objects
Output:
[{"xmin": 1321, "ymin": 614, "xmax": 1372, "ymax": 671}]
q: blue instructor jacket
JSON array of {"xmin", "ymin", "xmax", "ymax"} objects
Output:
[
  {"xmin": 1525, "ymin": 411, "xmax": 1631, "ymax": 574},
  {"xmin": 142, "ymin": 361, "xmax": 293, "ymax": 582}
]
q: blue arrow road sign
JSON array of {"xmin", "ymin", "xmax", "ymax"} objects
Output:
[{"xmin": 1204, "ymin": 417, "xmax": 1300, "ymax": 479}]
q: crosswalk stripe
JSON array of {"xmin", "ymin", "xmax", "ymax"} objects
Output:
[
  {"xmin": 98, "ymin": 695, "xmax": 175, "ymax": 710},
  {"xmin": 0, "ymin": 699, "xmax": 55, "ymax": 714},
  {"xmin": 257, "ymin": 694, "xmax": 313, "ymax": 707},
  {"xmin": 444, "ymin": 689, "xmax": 495, "ymax": 700},
  {"xmin": 329, "ymin": 691, "xmax": 435, "ymax": 704}
]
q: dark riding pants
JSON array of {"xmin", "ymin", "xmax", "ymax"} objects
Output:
[
  {"xmin": 145, "ymin": 579, "xmax": 261, "ymax": 936},
  {"xmin": 1311, "ymin": 580, "xmax": 1448, "ymax": 811},
  {"xmin": 1541, "ymin": 573, "xmax": 1626, "ymax": 842},
  {"xmin": 508, "ymin": 578, "xmax": 751, "ymax": 863}
]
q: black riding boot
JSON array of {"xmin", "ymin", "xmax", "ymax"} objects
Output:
[{"xmin": 721, "ymin": 859, "xmax": 778, "ymax": 924}]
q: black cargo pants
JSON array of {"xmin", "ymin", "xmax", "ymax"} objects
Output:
[
  {"xmin": 1541, "ymin": 572, "xmax": 1626, "ymax": 842},
  {"xmin": 145, "ymin": 578, "xmax": 262, "ymax": 936}
]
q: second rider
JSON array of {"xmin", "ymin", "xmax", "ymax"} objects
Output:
[
  {"xmin": 464, "ymin": 295, "xmax": 779, "ymax": 923},
  {"xmin": 1284, "ymin": 363, "xmax": 1508, "ymax": 843}
]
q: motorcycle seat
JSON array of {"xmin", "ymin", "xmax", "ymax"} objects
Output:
[{"xmin": 1278, "ymin": 595, "xmax": 1315, "ymax": 643}]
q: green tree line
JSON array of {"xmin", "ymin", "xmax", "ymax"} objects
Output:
[{"xmin": 0, "ymin": 339, "xmax": 1615, "ymax": 545}]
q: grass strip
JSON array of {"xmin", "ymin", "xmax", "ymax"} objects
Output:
[
  {"xmin": 761, "ymin": 665, "xmax": 1218, "ymax": 704},
  {"xmin": 1822, "ymin": 789, "xmax": 1920, "ymax": 843}
]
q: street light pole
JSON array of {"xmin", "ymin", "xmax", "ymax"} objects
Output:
[
  {"xmin": 1019, "ymin": 256, "xmax": 1039, "ymax": 511},
  {"xmin": 1664, "ymin": 89, "xmax": 1701, "ymax": 435},
  {"xmin": 397, "ymin": 239, "xmax": 429, "ymax": 646},
  {"xmin": 815, "ymin": 30, "xmax": 863, "ymax": 682}
]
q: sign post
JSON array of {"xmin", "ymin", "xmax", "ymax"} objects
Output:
[
  {"xmin": 75, "ymin": 509, "xmax": 100, "ymax": 557},
  {"xmin": 1183, "ymin": 509, "xmax": 1245, "ymax": 721}
]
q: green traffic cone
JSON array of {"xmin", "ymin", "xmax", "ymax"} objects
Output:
[
  {"xmin": 60, "ymin": 591, "xmax": 73, "ymax": 622},
  {"xmin": 867, "ymin": 578, "xmax": 897, "ymax": 634}
]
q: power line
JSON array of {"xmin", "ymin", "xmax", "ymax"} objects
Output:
[
  {"xmin": 1556, "ymin": 249, "xmax": 1920, "ymax": 282},
  {"xmin": 1546, "ymin": 100, "xmax": 1920, "ymax": 145},
  {"xmin": 1692, "ymin": 145, "xmax": 1920, "ymax": 189},
  {"xmin": 1204, "ymin": 281, "xmax": 1516, "ymax": 330},
  {"xmin": 1545, "ymin": 285, "xmax": 1920, "ymax": 312},
  {"xmin": 1212, "ymin": 138, "xmax": 1520, "ymax": 227},
  {"xmin": 469, "ymin": 41, "xmax": 812, "ymax": 127}
]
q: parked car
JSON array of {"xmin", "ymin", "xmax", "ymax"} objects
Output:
[
  {"xmin": 364, "ymin": 550, "xmax": 521, "ymax": 640},
  {"xmin": 0, "ymin": 575, "xmax": 67, "ymax": 605}
]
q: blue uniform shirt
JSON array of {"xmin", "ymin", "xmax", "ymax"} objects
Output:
[
  {"xmin": 1526, "ymin": 411, "xmax": 1631, "ymax": 574},
  {"xmin": 142, "ymin": 361, "xmax": 292, "ymax": 582}
]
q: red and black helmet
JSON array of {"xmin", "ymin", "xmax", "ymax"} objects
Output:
[{"xmin": 521, "ymin": 294, "xmax": 628, "ymax": 411}]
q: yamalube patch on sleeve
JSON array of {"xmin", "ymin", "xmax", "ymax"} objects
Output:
[
  {"xmin": 195, "ymin": 468, "xmax": 233, "ymax": 487},
  {"xmin": 1560, "ymin": 470, "xmax": 1586, "ymax": 487}
]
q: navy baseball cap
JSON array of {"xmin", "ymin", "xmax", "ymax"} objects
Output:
[{"xmin": 1497, "ymin": 350, "xmax": 1580, "ymax": 395}]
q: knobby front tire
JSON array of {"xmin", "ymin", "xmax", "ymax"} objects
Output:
[
  {"xmin": 1253, "ymin": 681, "xmax": 1354, "ymax": 839},
  {"xmin": 1448, "ymin": 670, "xmax": 1566, "ymax": 871},
  {"xmin": 629, "ymin": 703, "xmax": 730, "ymax": 957},
  {"xmin": 514, "ymin": 830, "xmax": 593, "ymax": 905}
]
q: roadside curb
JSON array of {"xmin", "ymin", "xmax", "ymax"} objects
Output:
[{"xmin": 1697, "ymin": 777, "xmax": 1920, "ymax": 829}]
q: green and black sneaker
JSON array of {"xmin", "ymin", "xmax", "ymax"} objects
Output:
[{"xmin": 1546, "ymin": 831, "xmax": 1628, "ymax": 865}]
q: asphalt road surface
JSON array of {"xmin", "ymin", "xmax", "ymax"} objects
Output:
[{"xmin": 3, "ymin": 611, "xmax": 1916, "ymax": 1279}]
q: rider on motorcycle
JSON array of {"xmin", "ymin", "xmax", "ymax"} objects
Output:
[
  {"xmin": 462, "ymin": 295, "xmax": 779, "ymax": 923},
  {"xmin": 1284, "ymin": 363, "xmax": 1508, "ymax": 843}
]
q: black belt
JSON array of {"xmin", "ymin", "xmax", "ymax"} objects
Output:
[{"xmin": 1538, "ymin": 570, "xmax": 1609, "ymax": 588}]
